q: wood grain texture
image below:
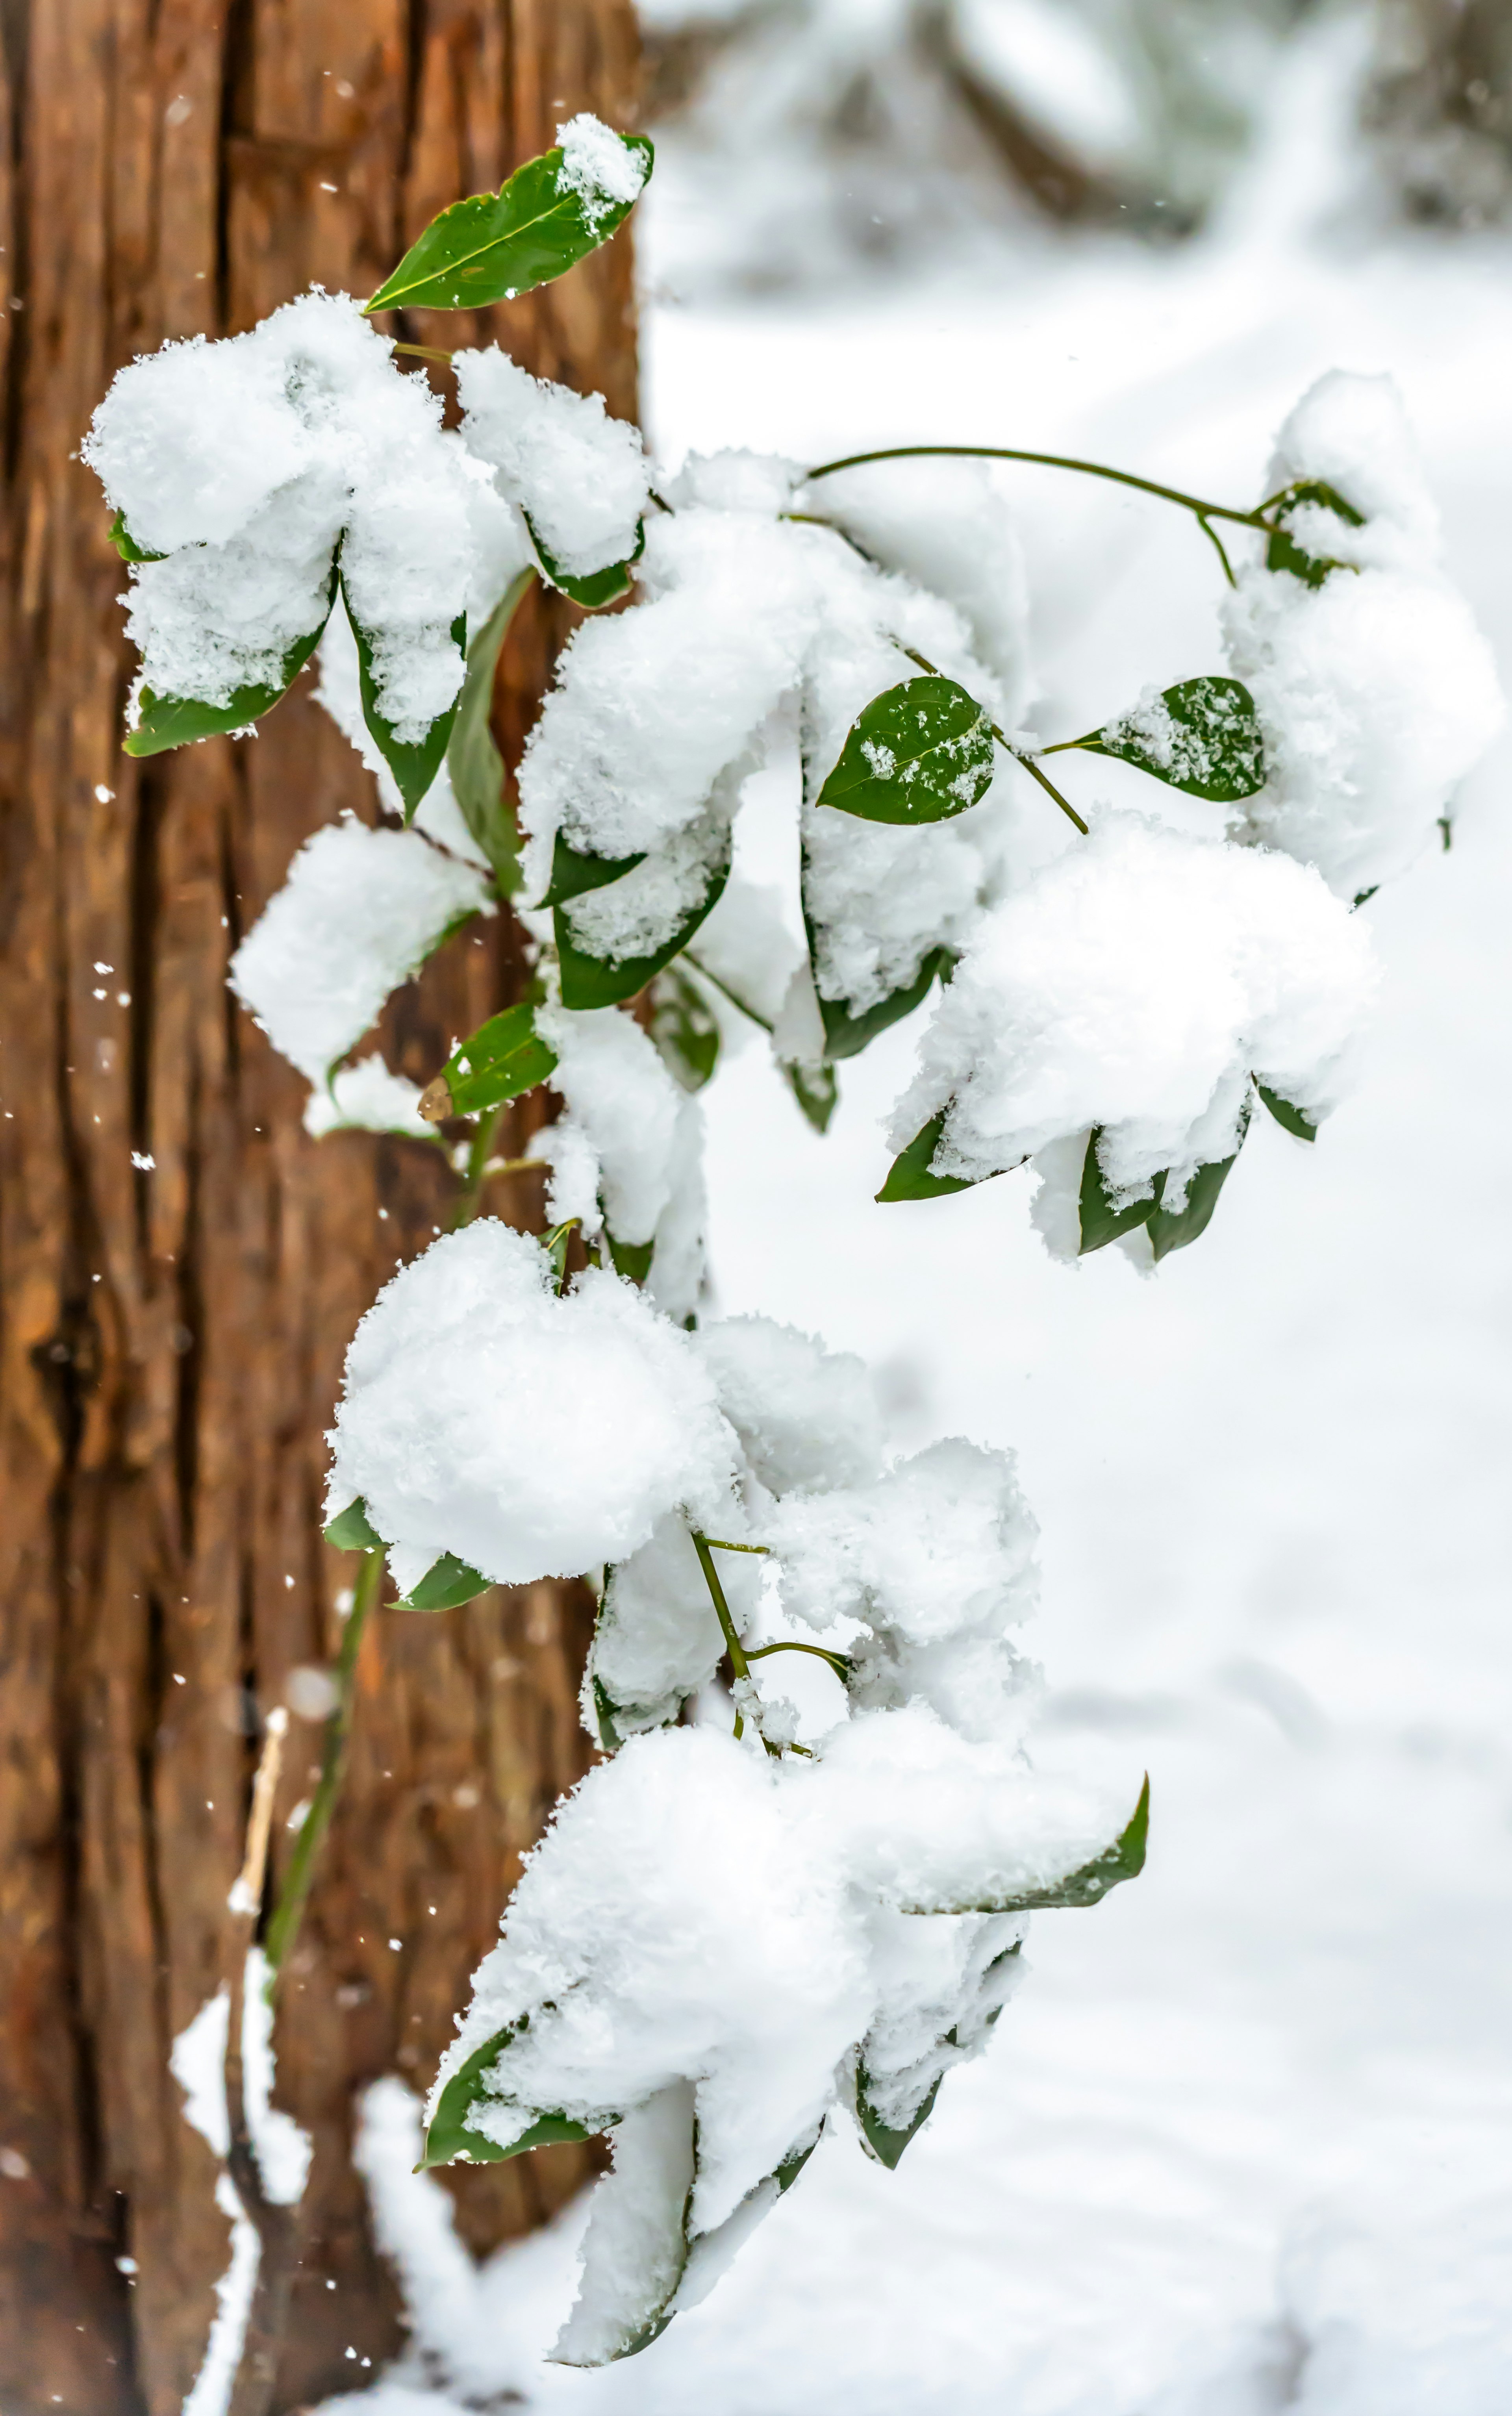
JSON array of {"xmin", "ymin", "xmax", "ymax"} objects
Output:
[{"xmin": 0, "ymin": 6, "xmax": 639, "ymax": 2409}]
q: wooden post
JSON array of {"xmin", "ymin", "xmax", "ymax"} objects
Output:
[{"xmin": 0, "ymin": 6, "xmax": 638, "ymax": 2409}]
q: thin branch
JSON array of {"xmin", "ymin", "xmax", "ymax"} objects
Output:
[
  {"xmin": 803, "ymin": 442, "xmax": 1268, "ymax": 532},
  {"xmin": 700, "ymin": 1537, "xmax": 771, "ymax": 1555},
  {"xmin": 260, "ymin": 1548, "xmax": 382, "ymax": 1982},
  {"xmin": 745, "ymin": 1639, "xmax": 852, "ymax": 1680}
]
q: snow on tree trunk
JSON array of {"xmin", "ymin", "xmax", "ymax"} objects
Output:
[{"xmin": 0, "ymin": 5, "xmax": 637, "ymax": 2411}]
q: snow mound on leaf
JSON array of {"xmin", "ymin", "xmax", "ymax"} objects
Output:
[
  {"xmin": 696, "ymin": 1314, "xmax": 884, "ymax": 1496},
  {"xmin": 326, "ymin": 1220, "xmax": 735, "ymax": 1587}
]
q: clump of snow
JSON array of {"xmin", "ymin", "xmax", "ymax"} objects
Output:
[
  {"xmin": 662, "ymin": 446, "xmax": 804, "ymax": 517},
  {"xmin": 84, "ymin": 291, "xmax": 519, "ymax": 738},
  {"xmin": 432, "ymin": 1710, "xmax": 1136, "ymax": 2355},
  {"xmin": 687, "ymin": 873, "xmax": 803, "ymax": 1028},
  {"xmin": 456, "ymin": 348, "xmax": 650, "ymax": 579},
  {"xmin": 1224, "ymin": 371, "xmax": 1503, "ymax": 898},
  {"xmin": 555, "ymin": 112, "xmax": 649, "ymax": 230},
  {"xmin": 892, "ymin": 810, "xmax": 1377, "ymax": 1208},
  {"xmin": 230, "ymin": 816, "xmax": 492, "ymax": 1083},
  {"xmin": 696, "ymin": 1314, "xmax": 883, "ymax": 1495},
  {"xmin": 326, "ymin": 1219, "xmax": 735, "ymax": 1588},
  {"xmin": 585, "ymin": 1508, "xmax": 760, "ymax": 1740},
  {"xmin": 537, "ymin": 1006, "xmax": 684, "ymax": 1246},
  {"xmin": 304, "ymin": 1057, "xmax": 435, "ymax": 1140},
  {"xmin": 315, "ymin": 600, "xmax": 495, "ymax": 867}
]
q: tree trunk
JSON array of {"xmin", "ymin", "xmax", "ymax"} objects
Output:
[{"xmin": 0, "ymin": 7, "xmax": 639, "ymax": 2411}]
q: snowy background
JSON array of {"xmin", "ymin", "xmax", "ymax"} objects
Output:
[{"xmin": 322, "ymin": 16, "xmax": 1512, "ymax": 2414}]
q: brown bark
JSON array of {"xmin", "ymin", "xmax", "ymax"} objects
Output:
[{"xmin": 0, "ymin": 6, "xmax": 639, "ymax": 2411}]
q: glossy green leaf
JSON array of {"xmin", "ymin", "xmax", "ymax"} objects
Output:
[
  {"xmin": 1255, "ymin": 1081, "xmax": 1317, "ymax": 1142},
  {"xmin": 109, "ymin": 509, "xmax": 165, "ymax": 564},
  {"xmin": 774, "ymin": 2129, "xmax": 822, "ymax": 2195},
  {"xmin": 855, "ymin": 2064, "xmax": 943, "ymax": 2170},
  {"xmin": 124, "ymin": 576, "xmax": 336, "ymax": 758},
  {"xmin": 817, "ymin": 946, "xmax": 954, "ymax": 1061},
  {"xmin": 541, "ymin": 1219, "xmax": 578, "ymax": 1291},
  {"xmin": 428, "ymin": 1002, "xmax": 557, "ymax": 1121},
  {"xmin": 422, "ymin": 2021, "xmax": 598, "ymax": 2168},
  {"xmin": 345, "ymin": 575, "xmax": 464, "ymax": 818},
  {"xmin": 905, "ymin": 1778, "xmax": 1150, "ymax": 1916},
  {"xmin": 536, "ymin": 828, "xmax": 647, "ymax": 910},
  {"xmin": 447, "ymin": 569, "xmax": 534, "ymax": 891},
  {"xmin": 556, "ymin": 849, "xmax": 731, "ymax": 1011},
  {"xmin": 1265, "ymin": 478, "xmax": 1364, "ymax": 589},
  {"xmin": 398, "ymin": 1552, "xmax": 491, "ymax": 1611},
  {"xmin": 1147, "ymin": 1113, "xmax": 1249, "ymax": 1263},
  {"xmin": 877, "ymin": 1110, "xmax": 1000, "ymax": 1204},
  {"xmin": 607, "ymin": 1232, "xmax": 654, "ymax": 1284},
  {"xmin": 783, "ymin": 1058, "xmax": 838, "ymax": 1135},
  {"xmin": 323, "ymin": 1497, "xmax": 384, "ymax": 1551},
  {"xmin": 1081, "ymin": 677, "xmax": 1265, "ymax": 803},
  {"xmin": 648, "ymin": 963, "xmax": 721, "ymax": 1093},
  {"xmin": 526, "ymin": 511, "xmax": 644, "ymax": 610},
  {"xmin": 1078, "ymin": 1132, "xmax": 1167, "ymax": 1254},
  {"xmin": 365, "ymin": 135, "xmax": 653, "ymax": 316},
  {"xmin": 817, "ymin": 675, "xmax": 995, "ymax": 825}
]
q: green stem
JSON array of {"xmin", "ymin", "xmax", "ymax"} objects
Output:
[
  {"xmin": 261, "ymin": 1548, "xmax": 382, "ymax": 1982},
  {"xmin": 804, "ymin": 443, "xmax": 1268, "ymax": 534},
  {"xmin": 391, "ymin": 340, "xmax": 456, "ymax": 366},
  {"xmin": 746, "ymin": 1639, "xmax": 852, "ymax": 1680},
  {"xmin": 689, "ymin": 1531, "xmax": 752, "ymax": 1684},
  {"xmin": 1195, "ymin": 515, "xmax": 1238, "ymax": 588},
  {"xmin": 452, "ymin": 1103, "xmax": 504, "ymax": 1228},
  {"xmin": 900, "ymin": 646, "xmax": 1090, "ymax": 837},
  {"xmin": 700, "ymin": 1537, "xmax": 771, "ymax": 1554}
]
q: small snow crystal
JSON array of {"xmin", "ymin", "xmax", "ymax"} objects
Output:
[
  {"xmin": 555, "ymin": 113, "xmax": 649, "ymax": 229},
  {"xmin": 892, "ymin": 811, "xmax": 1377, "ymax": 1205},
  {"xmin": 1223, "ymin": 372, "xmax": 1503, "ymax": 897},
  {"xmin": 230, "ymin": 817, "xmax": 491, "ymax": 1083},
  {"xmin": 326, "ymin": 1220, "xmax": 734, "ymax": 1586}
]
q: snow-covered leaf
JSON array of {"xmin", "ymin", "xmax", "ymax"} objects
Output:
[
  {"xmin": 421, "ymin": 1002, "xmax": 557, "ymax": 1123},
  {"xmin": 422, "ymin": 2022, "xmax": 597, "ymax": 2168},
  {"xmin": 324, "ymin": 1497, "xmax": 383, "ymax": 1550},
  {"xmin": 1082, "ymin": 676, "xmax": 1266, "ymax": 802},
  {"xmin": 556, "ymin": 843, "xmax": 732, "ymax": 1010},
  {"xmin": 784, "ymin": 1056, "xmax": 838, "ymax": 1134},
  {"xmin": 538, "ymin": 828, "xmax": 647, "ymax": 910},
  {"xmin": 1147, "ymin": 1110, "xmax": 1249, "ymax": 1263},
  {"xmin": 1256, "ymin": 1080, "xmax": 1318, "ymax": 1141},
  {"xmin": 854, "ymin": 2060, "xmax": 943, "ymax": 2171},
  {"xmin": 124, "ymin": 574, "xmax": 336, "ymax": 758},
  {"xmin": 649, "ymin": 964, "xmax": 721, "ymax": 1093},
  {"xmin": 107, "ymin": 509, "xmax": 165, "ymax": 564},
  {"xmin": 1265, "ymin": 477, "xmax": 1365, "ymax": 589},
  {"xmin": 817, "ymin": 674, "xmax": 995, "ymax": 825},
  {"xmin": 526, "ymin": 509, "xmax": 644, "ymax": 609},
  {"xmin": 365, "ymin": 130, "xmax": 653, "ymax": 316},
  {"xmin": 447, "ymin": 569, "xmax": 534, "ymax": 891},
  {"xmin": 901, "ymin": 1778, "xmax": 1150, "ymax": 1915},
  {"xmin": 345, "ymin": 573, "xmax": 464, "ymax": 818},
  {"xmin": 877, "ymin": 1111, "xmax": 997, "ymax": 1203},
  {"xmin": 816, "ymin": 942, "xmax": 954, "ymax": 1061},
  {"xmin": 1078, "ymin": 1130, "xmax": 1167, "ymax": 1254}
]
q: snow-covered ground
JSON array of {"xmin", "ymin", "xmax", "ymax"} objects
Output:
[{"xmin": 320, "ymin": 24, "xmax": 1512, "ymax": 2415}]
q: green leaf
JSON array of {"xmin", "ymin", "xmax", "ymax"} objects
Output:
[
  {"xmin": 589, "ymin": 1675, "xmax": 625, "ymax": 1754},
  {"xmin": 536, "ymin": 828, "xmax": 647, "ymax": 910},
  {"xmin": 774, "ymin": 2129, "xmax": 822, "ymax": 2195},
  {"xmin": 447, "ymin": 569, "xmax": 534, "ymax": 892},
  {"xmin": 606, "ymin": 1232, "xmax": 654, "ymax": 1284},
  {"xmin": 124, "ymin": 574, "xmax": 337, "ymax": 758},
  {"xmin": 1265, "ymin": 479, "xmax": 1364, "ymax": 589},
  {"xmin": 1081, "ymin": 676, "xmax": 1265, "ymax": 803},
  {"xmin": 541, "ymin": 1219, "xmax": 578, "ymax": 1290},
  {"xmin": 855, "ymin": 2063, "xmax": 943, "ymax": 2170},
  {"xmin": 398, "ymin": 1552, "xmax": 491, "ymax": 1611},
  {"xmin": 817, "ymin": 675, "xmax": 995, "ymax": 826},
  {"xmin": 324, "ymin": 1497, "xmax": 384, "ymax": 1551},
  {"xmin": 1078, "ymin": 1131, "xmax": 1167, "ymax": 1254},
  {"xmin": 877, "ymin": 1110, "xmax": 999, "ymax": 1204},
  {"xmin": 817, "ymin": 946, "xmax": 954, "ymax": 1062},
  {"xmin": 911, "ymin": 1778, "xmax": 1150, "ymax": 1915},
  {"xmin": 427, "ymin": 1002, "xmax": 557, "ymax": 1121},
  {"xmin": 344, "ymin": 575, "xmax": 465, "ymax": 819},
  {"xmin": 648, "ymin": 963, "xmax": 720, "ymax": 1094},
  {"xmin": 1147, "ymin": 1113, "xmax": 1249, "ymax": 1264},
  {"xmin": 109, "ymin": 509, "xmax": 165, "ymax": 564},
  {"xmin": 1255, "ymin": 1081, "xmax": 1317, "ymax": 1142},
  {"xmin": 526, "ymin": 511, "xmax": 644, "ymax": 610},
  {"xmin": 422, "ymin": 2022, "xmax": 598, "ymax": 2168},
  {"xmin": 364, "ymin": 134, "xmax": 653, "ymax": 315},
  {"xmin": 556, "ymin": 849, "xmax": 731, "ymax": 1012},
  {"xmin": 783, "ymin": 1057, "xmax": 838, "ymax": 1135}
]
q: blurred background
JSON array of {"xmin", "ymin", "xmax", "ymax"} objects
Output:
[{"xmin": 343, "ymin": 5, "xmax": 1512, "ymax": 2410}]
